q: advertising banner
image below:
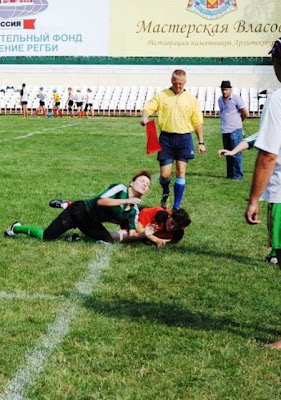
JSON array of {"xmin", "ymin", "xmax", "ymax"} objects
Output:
[
  {"xmin": 110, "ymin": 0, "xmax": 281, "ymax": 57},
  {"xmin": 0, "ymin": 0, "xmax": 110, "ymax": 56}
]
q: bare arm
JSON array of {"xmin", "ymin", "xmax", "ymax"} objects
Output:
[
  {"xmin": 136, "ymin": 222, "xmax": 170, "ymax": 247},
  {"xmin": 218, "ymin": 140, "xmax": 249, "ymax": 157},
  {"xmin": 141, "ymin": 109, "xmax": 150, "ymax": 126},
  {"xmin": 97, "ymin": 197, "xmax": 141, "ymax": 207},
  {"xmin": 241, "ymin": 107, "xmax": 249, "ymax": 121},
  {"xmin": 245, "ymin": 150, "xmax": 277, "ymax": 224},
  {"xmin": 194, "ymin": 124, "xmax": 206, "ymax": 154}
]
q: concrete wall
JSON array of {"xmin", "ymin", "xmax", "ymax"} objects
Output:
[{"xmin": 0, "ymin": 65, "xmax": 279, "ymax": 90}]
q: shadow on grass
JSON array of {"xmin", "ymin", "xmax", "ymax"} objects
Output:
[
  {"xmin": 187, "ymin": 171, "xmax": 227, "ymax": 179},
  {"xmin": 176, "ymin": 245, "xmax": 263, "ymax": 266},
  {"xmin": 83, "ymin": 296, "xmax": 281, "ymax": 343}
]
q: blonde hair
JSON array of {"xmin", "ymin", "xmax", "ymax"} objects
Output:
[{"xmin": 172, "ymin": 69, "xmax": 186, "ymax": 79}]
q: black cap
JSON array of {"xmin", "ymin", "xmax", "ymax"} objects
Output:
[
  {"xmin": 220, "ymin": 80, "xmax": 232, "ymax": 89},
  {"xmin": 269, "ymin": 38, "xmax": 281, "ymax": 56}
]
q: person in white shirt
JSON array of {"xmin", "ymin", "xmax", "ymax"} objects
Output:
[
  {"xmin": 245, "ymin": 37, "xmax": 281, "ymax": 349},
  {"xmin": 67, "ymin": 87, "xmax": 74, "ymax": 118},
  {"xmin": 84, "ymin": 88, "xmax": 94, "ymax": 118},
  {"xmin": 74, "ymin": 88, "xmax": 83, "ymax": 117},
  {"xmin": 35, "ymin": 87, "xmax": 46, "ymax": 117}
]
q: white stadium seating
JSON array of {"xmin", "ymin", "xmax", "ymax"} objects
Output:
[{"xmin": 0, "ymin": 85, "xmax": 273, "ymax": 117}]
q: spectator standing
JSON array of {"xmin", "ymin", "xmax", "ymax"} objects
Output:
[{"xmin": 218, "ymin": 80, "xmax": 249, "ymax": 179}]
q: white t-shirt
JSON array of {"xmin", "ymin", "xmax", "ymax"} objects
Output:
[
  {"xmin": 86, "ymin": 92, "xmax": 94, "ymax": 104},
  {"xmin": 255, "ymin": 87, "xmax": 281, "ymax": 203},
  {"xmin": 21, "ymin": 87, "xmax": 28, "ymax": 102},
  {"xmin": 74, "ymin": 92, "xmax": 83, "ymax": 102}
]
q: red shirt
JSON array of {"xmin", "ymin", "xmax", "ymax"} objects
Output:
[{"xmin": 139, "ymin": 207, "xmax": 184, "ymax": 243}]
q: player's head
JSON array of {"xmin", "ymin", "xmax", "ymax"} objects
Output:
[
  {"xmin": 130, "ymin": 171, "xmax": 151, "ymax": 197},
  {"xmin": 68, "ymin": 87, "xmax": 72, "ymax": 91},
  {"xmin": 166, "ymin": 208, "xmax": 191, "ymax": 232},
  {"xmin": 171, "ymin": 69, "xmax": 186, "ymax": 95},
  {"xmin": 220, "ymin": 80, "xmax": 232, "ymax": 98},
  {"xmin": 22, "ymin": 83, "xmax": 26, "ymax": 88},
  {"xmin": 53, "ymin": 88, "xmax": 57, "ymax": 93},
  {"xmin": 87, "ymin": 88, "xmax": 92, "ymax": 92},
  {"xmin": 269, "ymin": 37, "xmax": 281, "ymax": 82},
  {"xmin": 39, "ymin": 86, "xmax": 44, "ymax": 91}
]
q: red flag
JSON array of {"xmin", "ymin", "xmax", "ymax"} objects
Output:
[
  {"xmin": 146, "ymin": 120, "xmax": 162, "ymax": 154},
  {"xmin": 24, "ymin": 19, "xmax": 36, "ymax": 29}
]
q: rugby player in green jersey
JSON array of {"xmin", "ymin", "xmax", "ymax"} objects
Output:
[{"xmin": 4, "ymin": 171, "xmax": 155, "ymax": 243}]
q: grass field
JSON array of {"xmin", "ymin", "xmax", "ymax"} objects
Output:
[{"xmin": 0, "ymin": 115, "xmax": 280, "ymax": 400}]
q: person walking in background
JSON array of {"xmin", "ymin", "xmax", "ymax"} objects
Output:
[
  {"xmin": 218, "ymin": 80, "xmax": 249, "ymax": 179},
  {"xmin": 74, "ymin": 88, "xmax": 84, "ymax": 117},
  {"xmin": 20, "ymin": 83, "xmax": 28, "ymax": 118},
  {"xmin": 34, "ymin": 86, "xmax": 46, "ymax": 117},
  {"xmin": 141, "ymin": 69, "xmax": 205, "ymax": 210},
  {"xmin": 84, "ymin": 88, "xmax": 94, "ymax": 118},
  {"xmin": 245, "ymin": 37, "xmax": 281, "ymax": 349},
  {"xmin": 53, "ymin": 88, "xmax": 62, "ymax": 118},
  {"xmin": 67, "ymin": 87, "xmax": 74, "ymax": 118}
]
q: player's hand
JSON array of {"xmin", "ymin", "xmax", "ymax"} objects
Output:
[
  {"xmin": 245, "ymin": 202, "xmax": 261, "ymax": 225},
  {"xmin": 156, "ymin": 239, "xmax": 171, "ymax": 248},
  {"xmin": 198, "ymin": 144, "xmax": 206, "ymax": 154},
  {"xmin": 127, "ymin": 197, "xmax": 142, "ymax": 205},
  {"xmin": 140, "ymin": 119, "xmax": 148, "ymax": 126},
  {"xmin": 217, "ymin": 149, "xmax": 233, "ymax": 157},
  {"xmin": 144, "ymin": 224, "xmax": 157, "ymax": 236},
  {"xmin": 116, "ymin": 229, "xmax": 128, "ymax": 242}
]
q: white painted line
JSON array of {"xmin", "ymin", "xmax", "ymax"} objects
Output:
[
  {"xmin": 0, "ymin": 246, "xmax": 113, "ymax": 400},
  {"xmin": 0, "ymin": 292, "xmax": 62, "ymax": 301},
  {"xmin": 0, "ymin": 122, "xmax": 81, "ymax": 143}
]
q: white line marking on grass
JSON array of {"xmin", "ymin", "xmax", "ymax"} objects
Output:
[
  {"xmin": 0, "ymin": 122, "xmax": 81, "ymax": 143},
  {"xmin": 0, "ymin": 246, "xmax": 113, "ymax": 400},
  {"xmin": 0, "ymin": 292, "xmax": 62, "ymax": 301}
]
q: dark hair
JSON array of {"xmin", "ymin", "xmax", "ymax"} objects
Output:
[
  {"xmin": 131, "ymin": 170, "xmax": 151, "ymax": 182},
  {"xmin": 171, "ymin": 208, "xmax": 191, "ymax": 228},
  {"xmin": 269, "ymin": 38, "xmax": 281, "ymax": 58},
  {"xmin": 22, "ymin": 83, "xmax": 26, "ymax": 87}
]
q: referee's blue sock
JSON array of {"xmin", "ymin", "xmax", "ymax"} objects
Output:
[
  {"xmin": 159, "ymin": 176, "xmax": 171, "ymax": 195},
  {"xmin": 173, "ymin": 177, "xmax": 186, "ymax": 209}
]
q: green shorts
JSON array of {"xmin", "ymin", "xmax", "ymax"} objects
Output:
[{"xmin": 267, "ymin": 203, "xmax": 281, "ymax": 249}]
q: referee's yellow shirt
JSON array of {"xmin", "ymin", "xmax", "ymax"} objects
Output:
[{"xmin": 143, "ymin": 89, "xmax": 203, "ymax": 134}]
